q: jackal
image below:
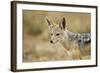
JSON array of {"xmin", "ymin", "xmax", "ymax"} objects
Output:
[{"xmin": 46, "ymin": 17, "xmax": 91, "ymax": 60}]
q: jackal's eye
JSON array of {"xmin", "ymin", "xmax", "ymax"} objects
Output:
[
  {"xmin": 56, "ymin": 33, "xmax": 60, "ymax": 36},
  {"xmin": 51, "ymin": 33, "xmax": 53, "ymax": 35}
]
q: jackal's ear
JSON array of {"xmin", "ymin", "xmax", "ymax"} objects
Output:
[
  {"xmin": 59, "ymin": 17, "xmax": 66, "ymax": 30},
  {"xmin": 46, "ymin": 17, "xmax": 53, "ymax": 26}
]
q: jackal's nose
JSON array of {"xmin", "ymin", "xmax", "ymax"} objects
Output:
[{"xmin": 50, "ymin": 40, "xmax": 53, "ymax": 43}]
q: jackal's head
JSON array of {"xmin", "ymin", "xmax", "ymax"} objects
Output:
[{"xmin": 46, "ymin": 17, "xmax": 66, "ymax": 43}]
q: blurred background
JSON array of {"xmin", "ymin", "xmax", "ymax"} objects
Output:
[{"xmin": 23, "ymin": 10, "xmax": 91, "ymax": 62}]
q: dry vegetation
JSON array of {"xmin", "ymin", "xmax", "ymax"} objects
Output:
[{"xmin": 23, "ymin": 10, "xmax": 91, "ymax": 62}]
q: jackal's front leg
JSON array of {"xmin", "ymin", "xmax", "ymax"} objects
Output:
[
  {"xmin": 70, "ymin": 42, "xmax": 81, "ymax": 60},
  {"xmin": 71, "ymin": 48, "xmax": 81, "ymax": 60}
]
